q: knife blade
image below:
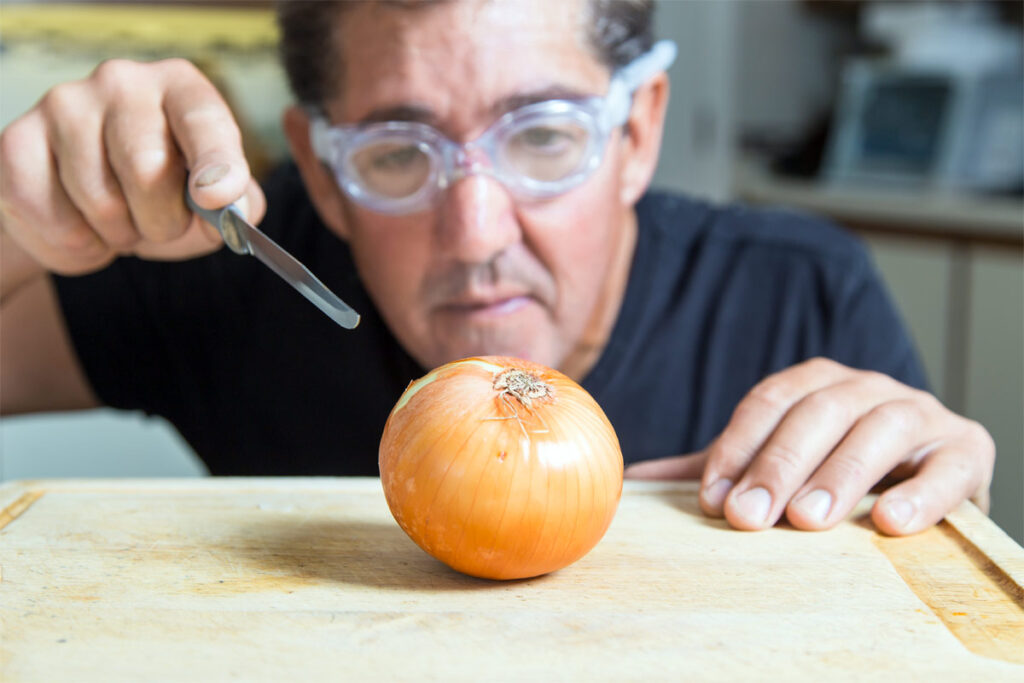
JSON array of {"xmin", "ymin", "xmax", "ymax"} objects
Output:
[{"xmin": 186, "ymin": 191, "xmax": 360, "ymax": 330}]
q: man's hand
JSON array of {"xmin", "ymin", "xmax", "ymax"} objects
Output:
[
  {"xmin": 624, "ymin": 357, "xmax": 995, "ymax": 535},
  {"xmin": 0, "ymin": 58, "xmax": 266, "ymax": 298},
  {"xmin": 0, "ymin": 58, "xmax": 269, "ymax": 415}
]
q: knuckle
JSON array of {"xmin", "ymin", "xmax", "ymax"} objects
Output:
[
  {"xmin": 727, "ymin": 398, "xmax": 763, "ymax": 428},
  {"xmin": 81, "ymin": 193, "xmax": 135, "ymax": 243},
  {"xmin": 105, "ymin": 230, "xmax": 140, "ymax": 251},
  {"xmin": 866, "ymin": 400, "xmax": 921, "ymax": 435},
  {"xmin": 799, "ymin": 389, "xmax": 849, "ymax": 423},
  {"xmin": 0, "ymin": 134, "xmax": 24, "ymax": 194},
  {"xmin": 92, "ymin": 58, "xmax": 137, "ymax": 86},
  {"xmin": 139, "ymin": 213, "xmax": 189, "ymax": 244},
  {"xmin": 0, "ymin": 119, "xmax": 24, "ymax": 159},
  {"xmin": 40, "ymin": 82, "xmax": 86, "ymax": 119},
  {"xmin": 92, "ymin": 59, "xmax": 155, "ymax": 102},
  {"xmin": 963, "ymin": 419, "xmax": 995, "ymax": 456},
  {"xmin": 0, "ymin": 145, "xmax": 39, "ymax": 219},
  {"xmin": 89, "ymin": 194, "xmax": 129, "ymax": 225},
  {"xmin": 759, "ymin": 441, "xmax": 805, "ymax": 474},
  {"xmin": 127, "ymin": 147, "xmax": 172, "ymax": 185},
  {"xmin": 157, "ymin": 57, "xmax": 200, "ymax": 77},
  {"xmin": 181, "ymin": 105, "xmax": 242, "ymax": 149},
  {"xmin": 708, "ymin": 435, "xmax": 752, "ymax": 470},
  {"xmin": 746, "ymin": 377, "xmax": 792, "ymax": 413},
  {"xmin": 856, "ymin": 368, "xmax": 888, "ymax": 387},
  {"xmin": 824, "ymin": 455, "xmax": 868, "ymax": 486},
  {"xmin": 804, "ymin": 356, "xmax": 837, "ymax": 372},
  {"xmin": 53, "ymin": 223, "xmax": 100, "ymax": 252},
  {"xmin": 797, "ymin": 356, "xmax": 842, "ymax": 377},
  {"xmin": 913, "ymin": 388, "xmax": 945, "ymax": 413}
]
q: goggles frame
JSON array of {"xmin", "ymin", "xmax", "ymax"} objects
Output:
[{"xmin": 310, "ymin": 40, "xmax": 677, "ymax": 215}]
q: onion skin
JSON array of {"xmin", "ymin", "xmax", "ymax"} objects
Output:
[{"xmin": 379, "ymin": 356, "xmax": 624, "ymax": 580}]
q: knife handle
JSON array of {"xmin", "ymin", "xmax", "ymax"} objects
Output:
[{"xmin": 185, "ymin": 190, "xmax": 250, "ymax": 255}]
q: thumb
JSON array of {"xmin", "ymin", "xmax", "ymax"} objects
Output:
[{"xmin": 624, "ymin": 450, "xmax": 708, "ymax": 480}]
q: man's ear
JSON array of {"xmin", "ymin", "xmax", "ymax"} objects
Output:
[
  {"xmin": 618, "ymin": 73, "xmax": 669, "ymax": 207},
  {"xmin": 282, "ymin": 105, "xmax": 352, "ymax": 240}
]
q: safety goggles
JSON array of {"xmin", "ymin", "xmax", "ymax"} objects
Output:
[{"xmin": 310, "ymin": 41, "xmax": 677, "ymax": 215}]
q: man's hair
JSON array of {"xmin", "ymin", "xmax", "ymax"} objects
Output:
[{"xmin": 275, "ymin": 0, "xmax": 654, "ymax": 112}]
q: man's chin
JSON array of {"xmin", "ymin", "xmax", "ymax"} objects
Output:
[{"xmin": 427, "ymin": 322, "xmax": 559, "ymax": 369}]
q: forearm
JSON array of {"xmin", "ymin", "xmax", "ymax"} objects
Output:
[{"xmin": 0, "ymin": 271, "xmax": 99, "ymax": 415}]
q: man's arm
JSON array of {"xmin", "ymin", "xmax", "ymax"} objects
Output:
[
  {"xmin": 625, "ymin": 229, "xmax": 995, "ymax": 536},
  {"xmin": 0, "ymin": 58, "xmax": 265, "ymax": 416},
  {"xmin": 0, "ymin": 258, "xmax": 97, "ymax": 414}
]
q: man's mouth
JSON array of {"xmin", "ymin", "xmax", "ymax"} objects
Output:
[{"xmin": 439, "ymin": 295, "xmax": 533, "ymax": 318}]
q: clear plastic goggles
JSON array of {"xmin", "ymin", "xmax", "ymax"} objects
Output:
[{"xmin": 310, "ymin": 41, "xmax": 677, "ymax": 215}]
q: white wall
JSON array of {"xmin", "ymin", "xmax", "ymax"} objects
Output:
[{"xmin": 651, "ymin": 0, "xmax": 737, "ymax": 201}]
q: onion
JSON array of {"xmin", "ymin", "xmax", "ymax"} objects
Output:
[{"xmin": 379, "ymin": 356, "xmax": 623, "ymax": 580}]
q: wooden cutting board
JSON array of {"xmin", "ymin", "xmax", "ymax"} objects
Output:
[{"xmin": 1, "ymin": 478, "xmax": 1022, "ymax": 681}]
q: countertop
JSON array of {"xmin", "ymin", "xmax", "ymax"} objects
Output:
[{"xmin": 1, "ymin": 477, "xmax": 1022, "ymax": 681}]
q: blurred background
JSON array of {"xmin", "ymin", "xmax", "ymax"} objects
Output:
[{"xmin": 1, "ymin": 0, "xmax": 1021, "ymax": 543}]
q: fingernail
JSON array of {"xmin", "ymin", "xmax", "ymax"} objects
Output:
[
  {"xmin": 194, "ymin": 163, "xmax": 230, "ymax": 188},
  {"xmin": 794, "ymin": 489, "xmax": 832, "ymax": 523},
  {"xmin": 734, "ymin": 487, "xmax": 772, "ymax": 525},
  {"xmin": 235, "ymin": 195, "xmax": 251, "ymax": 220},
  {"xmin": 702, "ymin": 478, "xmax": 733, "ymax": 509},
  {"xmin": 885, "ymin": 498, "xmax": 916, "ymax": 528}
]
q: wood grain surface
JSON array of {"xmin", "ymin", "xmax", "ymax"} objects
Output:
[{"xmin": 1, "ymin": 478, "xmax": 1021, "ymax": 681}]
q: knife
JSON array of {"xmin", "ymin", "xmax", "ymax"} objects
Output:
[{"xmin": 186, "ymin": 191, "xmax": 360, "ymax": 330}]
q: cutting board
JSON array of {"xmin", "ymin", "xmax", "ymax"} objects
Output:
[{"xmin": 1, "ymin": 478, "xmax": 1021, "ymax": 681}]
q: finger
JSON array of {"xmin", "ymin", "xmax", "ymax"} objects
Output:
[
  {"xmin": 239, "ymin": 176, "xmax": 267, "ymax": 225},
  {"xmin": 104, "ymin": 92, "xmax": 190, "ymax": 246},
  {"xmin": 134, "ymin": 178, "xmax": 266, "ymax": 261},
  {"xmin": 871, "ymin": 425, "xmax": 994, "ymax": 536},
  {"xmin": 45, "ymin": 82, "xmax": 139, "ymax": 251},
  {"xmin": 700, "ymin": 358, "xmax": 852, "ymax": 517},
  {"xmin": 0, "ymin": 111, "xmax": 112, "ymax": 275},
  {"xmin": 721, "ymin": 377, "xmax": 915, "ymax": 530},
  {"xmin": 160, "ymin": 59, "xmax": 250, "ymax": 209},
  {"xmin": 624, "ymin": 451, "xmax": 707, "ymax": 480},
  {"xmin": 783, "ymin": 396, "xmax": 941, "ymax": 530}
]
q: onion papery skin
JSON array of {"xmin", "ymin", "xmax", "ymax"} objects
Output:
[{"xmin": 379, "ymin": 356, "xmax": 624, "ymax": 580}]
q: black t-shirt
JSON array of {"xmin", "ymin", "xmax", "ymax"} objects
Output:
[{"xmin": 54, "ymin": 163, "xmax": 927, "ymax": 475}]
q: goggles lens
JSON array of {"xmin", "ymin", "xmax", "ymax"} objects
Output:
[
  {"xmin": 343, "ymin": 110, "xmax": 596, "ymax": 206},
  {"xmin": 350, "ymin": 138, "xmax": 433, "ymax": 200},
  {"xmin": 501, "ymin": 117, "xmax": 591, "ymax": 183}
]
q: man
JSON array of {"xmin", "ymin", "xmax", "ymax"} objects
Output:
[{"xmin": 0, "ymin": 0, "xmax": 994, "ymax": 536}]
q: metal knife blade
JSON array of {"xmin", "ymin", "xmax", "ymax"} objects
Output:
[{"xmin": 186, "ymin": 192, "xmax": 360, "ymax": 330}]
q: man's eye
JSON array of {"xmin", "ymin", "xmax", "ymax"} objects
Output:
[
  {"xmin": 520, "ymin": 127, "xmax": 568, "ymax": 149},
  {"xmin": 372, "ymin": 145, "xmax": 422, "ymax": 170}
]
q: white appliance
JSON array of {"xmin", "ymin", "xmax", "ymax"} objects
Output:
[{"xmin": 823, "ymin": 2, "xmax": 1023, "ymax": 193}]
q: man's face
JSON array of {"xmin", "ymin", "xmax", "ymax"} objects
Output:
[{"xmin": 321, "ymin": 0, "xmax": 643, "ymax": 375}]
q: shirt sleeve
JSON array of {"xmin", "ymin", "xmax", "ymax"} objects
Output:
[
  {"xmin": 52, "ymin": 248, "xmax": 246, "ymax": 425},
  {"xmin": 53, "ymin": 261, "xmax": 172, "ymax": 414}
]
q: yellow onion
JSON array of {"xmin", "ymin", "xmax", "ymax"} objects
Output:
[{"xmin": 379, "ymin": 356, "xmax": 623, "ymax": 580}]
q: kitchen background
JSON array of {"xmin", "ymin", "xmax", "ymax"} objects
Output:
[{"xmin": 1, "ymin": 0, "xmax": 1021, "ymax": 543}]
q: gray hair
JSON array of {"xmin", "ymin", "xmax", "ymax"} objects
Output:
[{"xmin": 275, "ymin": 0, "xmax": 654, "ymax": 111}]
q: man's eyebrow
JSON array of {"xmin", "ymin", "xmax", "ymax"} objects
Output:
[
  {"xmin": 357, "ymin": 86, "xmax": 598, "ymax": 125},
  {"xmin": 492, "ymin": 86, "xmax": 597, "ymax": 116},
  {"xmin": 359, "ymin": 104, "xmax": 438, "ymax": 125}
]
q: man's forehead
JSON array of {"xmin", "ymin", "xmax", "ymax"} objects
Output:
[{"xmin": 328, "ymin": 0, "xmax": 609, "ymax": 125}]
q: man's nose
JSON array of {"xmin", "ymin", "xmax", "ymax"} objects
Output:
[{"xmin": 436, "ymin": 174, "xmax": 520, "ymax": 264}]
